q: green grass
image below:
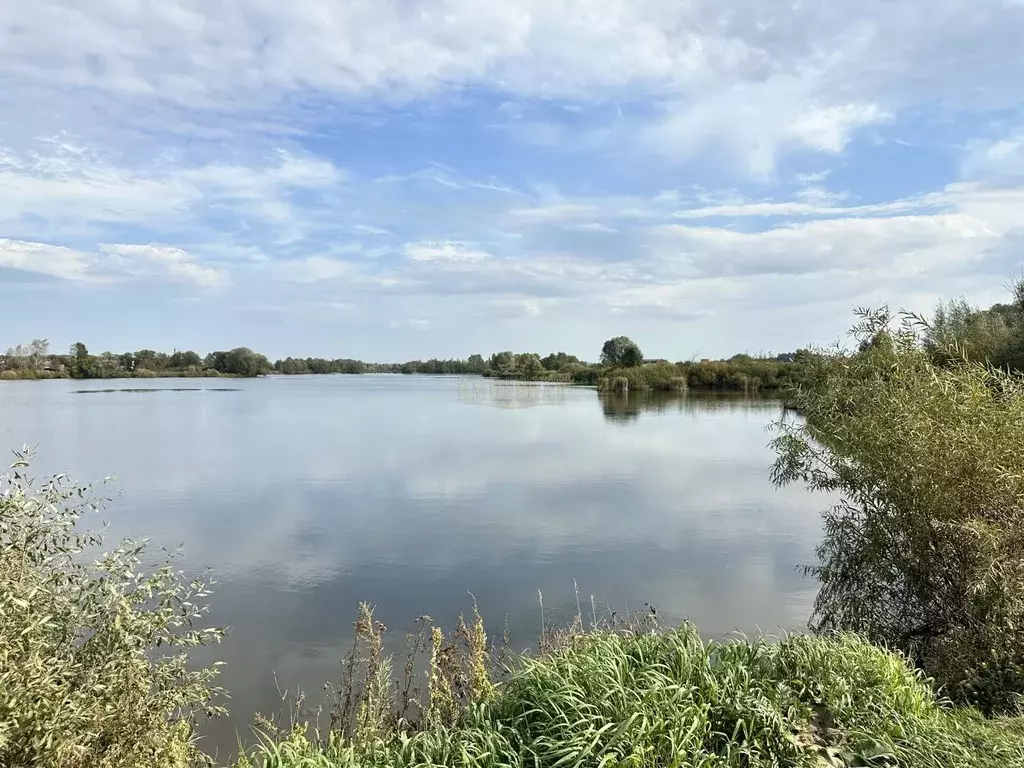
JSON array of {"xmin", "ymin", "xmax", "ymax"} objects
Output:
[{"xmin": 235, "ymin": 626, "xmax": 1024, "ymax": 768}]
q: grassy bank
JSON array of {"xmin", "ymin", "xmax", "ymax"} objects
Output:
[{"xmin": 239, "ymin": 625, "xmax": 1024, "ymax": 768}]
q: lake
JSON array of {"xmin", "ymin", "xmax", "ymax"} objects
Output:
[{"xmin": 0, "ymin": 375, "xmax": 822, "ymax": 757}]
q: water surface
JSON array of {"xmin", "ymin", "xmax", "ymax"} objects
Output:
[{"xmin": 0, "ymin": 375, "xmax": 822, "ymax": 756}]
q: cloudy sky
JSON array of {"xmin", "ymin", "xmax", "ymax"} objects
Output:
[{"xmin": 3, "ymin": 0, "xmax": 1024, "ymax": 361}]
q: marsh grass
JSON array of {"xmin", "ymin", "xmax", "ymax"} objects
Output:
[{"xmin": 236, "ymin": 622, "xmax": 1024, "ymax": 768}]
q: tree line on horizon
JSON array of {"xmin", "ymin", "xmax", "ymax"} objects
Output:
[{"xmin": 0, "ymin": 336, "xmax": 803, "ymax": 391}]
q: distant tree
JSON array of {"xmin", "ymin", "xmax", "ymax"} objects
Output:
[
  {"xmin": 276, "ymin": 357, "xmax": 310, "ymax": 375},
  {"xmin": 205, "ymin": 348, "xmax": 271, "ymax": 377},
  {"xmin": 169, "ymin": 350, "xmax": 202, "ymax": 369},
  {"xmin": 466, "ymin": 354, "xmax": 487, "ymax": 374},
  {"xmin": 514, "ymin": 353, "xmax": 544, "ymax": 380},
  {"xmin": 118, "ymin": 353, "xmax": 136, "ymax": 372},
  {"xmin": 28, "ymin": 339, "xmax": 49, "ymax": 371},
  {"xmin": 488, "ymin": 351, "xmax": 515, "ymax": 377},
  {"xmin": 69, "ymin": 343, "xmax": 91, "ymax": 379},
  {"xmin": 134, "ymin": 350, "xmax": 169, "ymax": 371},
  {"xmin": 541, "ymin": 351, "xmax": 580, "ymax": 371},
  {"xmin": 90, "ymin": 352, "xmax": 121, "ymax": 378},
  {"xmin": 336, "ymin": 358, "xmax": 365, "ymax": 374},
  {"xmin": 601, "ymin": 336, "xmax": 643, "ymax": 367},
  {"xmin": 306, "ymin": 358, "xmax": 334, "ymax": 375}
]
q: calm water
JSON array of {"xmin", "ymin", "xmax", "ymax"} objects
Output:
[{"xmin": 0, "ymin": 375, "xmax": 822, "ymax": 756}]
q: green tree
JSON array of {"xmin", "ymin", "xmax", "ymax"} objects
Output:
[
  {"xmin": 69, "ymin": 342, "xmax": 91, "ymax": 379},
  {"xmin": 541, "ymin": 351, "xmax": 580, "ymax": 371},
  {"xmin": 205, "ymin": 348, "xmax": 271, "ymax": 377},
  {"xmin": 513, "ymin": 353, "xmax": 544, "ymax": 380},
  {"xmin": 277, "ymin": 357, "xmax": 310, "ymax": 375},
  {"xmin": 487, "ymin": 351, "xmax": 515, "ymax": 377},
  {"xmin": 601, "ymin": 336, "xmax": 643, "ymax": 367},
  {"xmin": 168, "ymin": 350, "xmax": 202, "ymax": 369},
  {"xmin": 772, "ymin": 308, "xmax": 1024, "ymax": 712},
  {"xmin": 134, "ymin": 350, "xmax": 169, "ymax": 371},
  {"xmin": 466, "ymin": 354, "xmax": 487, "ymax": 374}
]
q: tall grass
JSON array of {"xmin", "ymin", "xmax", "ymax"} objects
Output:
[{"xmin": 237, "ymin": 625, "xmax": 1024, "ymax": 768}]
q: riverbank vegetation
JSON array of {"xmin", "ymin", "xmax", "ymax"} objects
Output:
[
  {"xmin": 1, "ymin": 337, "xmax": 802, "ymax": 391},
  {"xmin": 239, "ymin": 618, "xmax": 1023, "ymax": 768},
  {"xmin": 0, "ymin": 341, "xmax": 274, "ymax": 380},
  {"xmin": 774, "ymin": 305, "xmax": 1024, "ymax": 715}
]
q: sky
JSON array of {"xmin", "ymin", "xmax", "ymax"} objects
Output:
[{"xmin": 2, "ymin": 1, "xmax": 1024, "ymax": 362}]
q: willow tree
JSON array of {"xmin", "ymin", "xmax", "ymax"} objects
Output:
[{"xmin": 772, "ymin": 308, "xmax": 1024, "ymax": 713}]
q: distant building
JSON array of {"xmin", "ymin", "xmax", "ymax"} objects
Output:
[{"xmin": 642, "ymin": 358, "xmax": 670, "ymax": 365}]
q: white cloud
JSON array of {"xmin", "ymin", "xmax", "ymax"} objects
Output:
[
  {"xmin": 404, "ymin": 241, "xmax": 490, "ymax": 263},
  {"xmin": 789, "ymin": 103, "xmax": 890, "ymax": 153},
  {"xmin": 282, "ymin": 255, "xmax": 356, "ymax": 283},
  {"xmin": 565, "ymin": 222, "xmax": 619, "ymax": 233},
  {"xmin": 99, "ymin": 244, "xmax": 227, "ymax": 287},
  {"xmin": 650, "ymin": 183, "xmax": 1024, "ymax": 286},
  {"xmin": 0, "ymin": 239, "xmax": 227, "ymax": 287},
  {"xmin": 0, "ymin": 239, "xmax": 92, "ymax": 281},
  {"xmin": 3, "ymin": 1, "xmax": 1020, "ymax": 172},
  {"xmin": 0, "ymin": 141, "xmax": 347, "ymax": 243},
  {"xmin": 962, "ymin": 134, "xmax": 1024, "ymax": 178}
]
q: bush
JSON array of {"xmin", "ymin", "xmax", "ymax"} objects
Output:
[
  {"xmin": 561, "ymin": 363, "xmax": 600, "ymax": 385},
  {"xmin": 597, "ymin": 363, "xmax": 688, "ymax": 392},
  {"xmin": 0, "ymin": 453, "xmax": 224, "ymax": 768},
  {"xmin": 772, "ymin": 308, "xmax": 1024, "ymax": 713},
  {"xmin": 681, "ymin": 358, "xmax": 795, "ymax": 391}
]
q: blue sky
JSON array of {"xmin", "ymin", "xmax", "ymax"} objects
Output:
[{"xmin": 3, "ymin": 0, "xmax": 1024, "ymax": 361}]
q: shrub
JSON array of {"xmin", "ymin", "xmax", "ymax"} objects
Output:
[
  {"xmin": 0, "ymin": 453, "xmax": 225, "ymax": 768},
  {"xmin": 597, "ymin": 363, "xmax": 687, "ymax": 392},
  {"xmin": 772, "ymin": 308, "xmax": 1024, "ymax": 713},
  {"xmin": 561, "ymin": 363, "xmax": 600, "ymax": 385}
]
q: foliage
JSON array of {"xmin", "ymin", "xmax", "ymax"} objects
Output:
[
  {"xmin": 540, "ymin": 352, "xmax": 580, "ymax": 371},
  {"xmin": 559, "ymin": 362, "xmax": 600, "ymax": 385},
  {"xmin": 600, "ymin": 336, "xmax": 644, "ymax": 367},
  {"xmin": 681, "ymin": 356, "xmax": 804, "ymax": 392},
  {"xmin": 0, "ymin": 453, "xmax": 225, "ymax": 768},
  {"xmin": 772, "ymin": 308, "xmax": 1024, "ymax": 713},
  {"xmin": 481, "ymin": 352, "xmax": 550, "ymax": 380},
  {"xmin": 922, "ymin": 281, "xmax": 1024, "ymax": 371},
  {"xmin": 597, "ymin": 362, "xmax": 687, "ymax": 392},
  {"xmin": 236, "ymin": 624, "xmax": 1024, "ymax": 768},
  {"xmin": 205, "ymin": 348, "xmax": 273, "ymax": 377},
  {"xmin": 0, "ymin": 337, "xmax": 805, "ymax": 388},
  {"xmin": 924, "ymin": 298, "xmax": 1019, "ymax": 368}
]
